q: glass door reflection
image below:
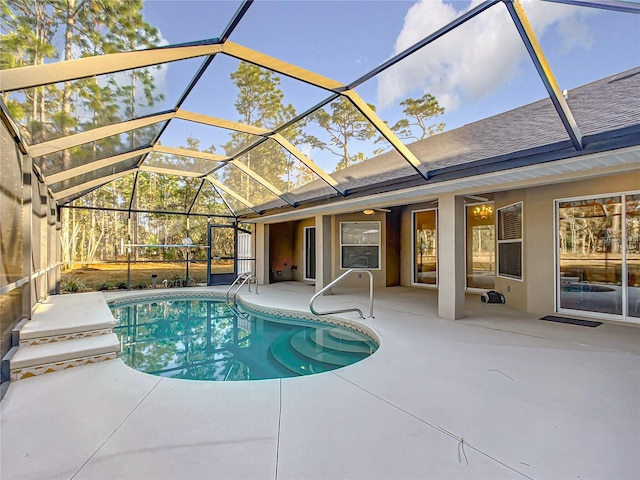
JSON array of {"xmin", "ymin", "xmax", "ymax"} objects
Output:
[
  {"xmin": 466, "ymin": 203, "xmax": 495, "ymax": 289},
  {"xmin": 626, "ymin": 194, "xmax": 640, "ymax": 318},
  {"xmin": 413, "ymin": 209, "xmax": 437, "ymax": 285},
  {"xmin": 558, "ymin": 196, "xmax": 623, "ymax": 316}
]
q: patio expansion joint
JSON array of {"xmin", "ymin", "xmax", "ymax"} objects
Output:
[
  {"xmin": 331, "ymin": 370, "xmax": 534, "ymax": 480},
  {"xmin": 68, "ymin": 375, "xmax": 164, "ymax": 480}
]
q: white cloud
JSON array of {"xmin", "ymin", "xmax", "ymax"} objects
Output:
[{"xmin": 377, "ymin": 0, "xmax": 594, "ymax": 111}]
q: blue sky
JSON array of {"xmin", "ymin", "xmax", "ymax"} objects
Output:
[{"xmin": 138, "ymin": 0, "xmax": 639, "ymax": 172}]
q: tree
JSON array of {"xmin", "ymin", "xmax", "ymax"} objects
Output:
[
  {"xmin": 1, "ymin": 0, "xmax": 164, "ymax": 266},
  {"xmin": 221, "ymin": 62, "xmax": 300, "ymax": 204},
  {"xmin": 0, "ymin": 1, "xmax": 59, "ymax": 143},
  {"xmin": 389, "ymin": 93, "xmax": 445, "ymax": 142},
  {"xmin": 303, "ymin": 97, "xmax": 378, "ymax": 171}
]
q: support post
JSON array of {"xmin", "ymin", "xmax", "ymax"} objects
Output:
[
  {"xmin": 314, "ymin": 214, "xmax": 333, "ymax": 293},
  {"xmin": 255, "ymin": 223, "xmax": 269, "ymax": 285},
  {"xmin": 438, "ymin": 193, "xmax": 466, "ymax": 320}
]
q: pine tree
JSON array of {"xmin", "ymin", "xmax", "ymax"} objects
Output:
[
  {"xmin": 389, "ymin": 93, "xmax": 445, "ymax": 142},
  {"xmin": 221, "ymin": 62, "xmax": 299, "ymax": 205},
  {"xmin": 303, "ymin": 96, "xmax": 378, "ymax": 171}
]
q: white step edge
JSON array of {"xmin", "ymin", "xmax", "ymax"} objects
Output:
[{"xmin": 10, "ymin": 333, "xmax": 120, "ymax": 370}]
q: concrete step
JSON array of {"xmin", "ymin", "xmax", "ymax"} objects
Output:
[
  {"xmin": 9, "ymin": 333, "xmax": 121, "ymax": 381},
  {"xmin": 269, "ymin": 331, "xmax": 336, "ymax": 376},
  {"xmin": 19, "ymin": 292, "xmax": 115, "ymax": 345},
  {"xmin": 309, "ymin": 327, "xmax": 376, "ymax": 354},
  {"xmin": 290, "ymin": 329, "xmax": 366, "ymax": 366}
]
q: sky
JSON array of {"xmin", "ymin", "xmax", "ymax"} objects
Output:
[{"xmin": 133, "ymin": 0, "xmax": 639, "ymax": 173}]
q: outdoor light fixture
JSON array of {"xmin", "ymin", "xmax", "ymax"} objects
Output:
[{"xmin": 363, "ymin": 208, "xmax": 390, "ymax": 215}]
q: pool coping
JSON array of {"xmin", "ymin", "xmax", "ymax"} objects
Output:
[{"xmin": 105, "ymin": 289, "xmax": 381, "ymax": 347}]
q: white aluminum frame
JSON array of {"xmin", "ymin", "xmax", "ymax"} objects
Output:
[
  {"xmin": 464, "ymin": 201, "xmax": 496, "ymax": 292},
  {"xmin": 339, "ymin": 221, "xmax": 381, "ymax": 271},
  {"xmin": 554, "ymin": 190, "xmax": 640, "ymax": 324}
]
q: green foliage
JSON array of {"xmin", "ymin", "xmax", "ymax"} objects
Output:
[
  {"xmin": 60, "ymin": 276, "xmax": 86, "ymax": 293},
  {"xmin": 219, "ymin": 62, "xmax": 303, "ymax": 207},
  {"xmin": 389, "ymin": 93, "xmax": 445, "ymax": 142},
  {"xmin": 303, "ymin": 97, "xmax": 378, "ymax": 171},
  {"xmin": 1, "ymin": 0, "xmax": 162, "ymax": 149},
  {"xmin": 2, "ymin": 2, "xmax": 447, "ymax": 265}
]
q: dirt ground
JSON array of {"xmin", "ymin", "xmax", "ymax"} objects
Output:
[{"xmin": 61, "ymin": 261, "xmax": 232, "ymax": 292}]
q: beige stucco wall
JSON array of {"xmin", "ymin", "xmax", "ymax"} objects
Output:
[
  {"xmin": 257, "ymin": 169, "xmax": 638, "ymax": 317},
  {"xmin": 495, "ymin": 171, "xmax": 640, "ymax": 315}
]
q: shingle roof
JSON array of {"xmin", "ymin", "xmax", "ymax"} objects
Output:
[{"xmin": 273, "ymin": 67, "xmax": 640, "ymax": 211}]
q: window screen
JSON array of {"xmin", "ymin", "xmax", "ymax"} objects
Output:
[{"xmin": 340, "ymin": 222, "xmax": 380, "ymax": 269}]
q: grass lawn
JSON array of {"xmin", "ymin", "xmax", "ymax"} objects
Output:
[{"xmin": 61, "ymin": 261, "xmax": 232, "ymax": 292}]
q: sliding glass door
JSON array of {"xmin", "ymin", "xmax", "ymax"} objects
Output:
[
  {"xmin": 626, "ymin": 194, "xmax": 640, "ymax": 319},
  {"xmin": 557, "ymin": 192, "xmax": 639, "ymax": 322},
  {"xmin": 304, "ymin": 226, "xmax": 316, "ymax": 281},
  {"xmin": 412, "ymin": 209, "xmax": 437, "ymax": 285}
]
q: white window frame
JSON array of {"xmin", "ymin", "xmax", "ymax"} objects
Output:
[
  {"xmin": 554, "ymin": 191, "xmax": 640, "ymax": 324},
  {"xmin": 411, "ymin": 208, "xmax": 438, "ymax": 288},
  {"xmin": 339, "ymin": 221, "xmax": 381, "ymax": 270},
  {"xmin": 496, "ymin": 201, "xmax": 523, "ymax": 281},
  {"xmin": 464, "ymin": 201, "xmax": 495, "ymax": 292}
]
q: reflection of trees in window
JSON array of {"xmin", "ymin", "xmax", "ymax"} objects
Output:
[
  {"xmin": 558, "ymin": 197, "xmax": 622, "ymax": 256},
  {"xmin": 472, "ymin": 225, "xmax": 494, "ymax": 268},
  {"xmin": 626, "ymin": 195, "xmax": 640, "ymax": 255}
]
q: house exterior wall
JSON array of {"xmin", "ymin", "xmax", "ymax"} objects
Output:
[
  {"xmin": 257, "ymin": 168, "xmax": 638, "ymax": 322},
  {"xmin": 494, "ymin": 171, "xmax": 640, "ymax": 315}
]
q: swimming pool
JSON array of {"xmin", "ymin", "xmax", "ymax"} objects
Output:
[{"xmin": 109, "ymin": 296, "xmax": 378, "ymax": 381}]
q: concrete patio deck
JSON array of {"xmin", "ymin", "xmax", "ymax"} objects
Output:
[{"xmin": 1, "ymin": 283, "xmax": 639, "ymax": 479}]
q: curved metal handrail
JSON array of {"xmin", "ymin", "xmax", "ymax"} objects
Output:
[
  {"xmin": 310, "ymin": 268, "xmax": 374, "ymax": 319},
  {"xmin": 226, "ymin": 272, "xmax": 258, "ymax": 306}
]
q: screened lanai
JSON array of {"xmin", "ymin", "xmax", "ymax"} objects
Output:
[
  {"xmin": 2, "ymin": 0, "xmax": 637, "ymax": 208},
  {"xmin": 1, "ymin": 0, "xmax": 638, "ymax": 296}
]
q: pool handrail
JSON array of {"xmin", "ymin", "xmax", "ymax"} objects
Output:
[
  {"xmin": 310, "ymin": 268, "xmax": 374, "ymax": 319},
  {"xmin": 226, "ymin": 272, "xmax": 258, "ymax": 307}
]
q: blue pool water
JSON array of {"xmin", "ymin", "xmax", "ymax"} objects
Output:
[{"xmin": 110, "ymin": 298, "xmax": 378, "ymax": 381}]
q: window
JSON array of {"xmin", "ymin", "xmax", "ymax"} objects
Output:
[
  {"xmin": 340, "ymin": 222, "xmax": 380, "ymax": 269},
  {"xmin": 466, "ymin": 203, "xmax": 495, "ymax": 289},
  {"xmin": 497, "ymin": 202, "xmax": 522, "ymax": 280}
]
